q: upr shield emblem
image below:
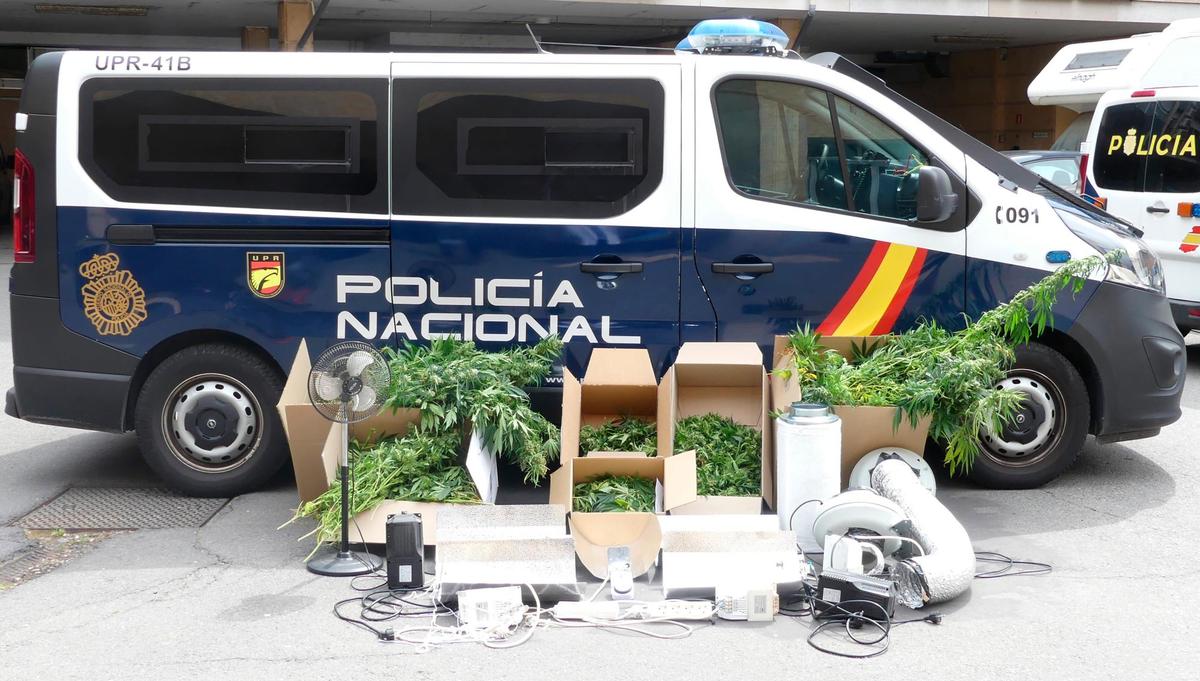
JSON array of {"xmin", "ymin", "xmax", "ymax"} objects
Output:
[{"xmin": 247, "ymin": 252, "xmax": 284, "ymax": 298}]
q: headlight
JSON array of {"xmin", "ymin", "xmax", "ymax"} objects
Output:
[{"xmin": 1055, "ymin": 208, "xmax": 1165, "ymax": 294}]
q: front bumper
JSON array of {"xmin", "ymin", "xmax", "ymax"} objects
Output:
[
  {"xmin": 1168, "ymin": 298, "xmax": 1200, "ymax": 332},
  {"xmin": 1069, "ymin": 283, "xmax": 1185, "ymax": 438}
]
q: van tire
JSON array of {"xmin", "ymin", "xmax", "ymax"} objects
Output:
[
  {"xmin": 134, "ymin": 343, "xmax": 287, "ymax": 497},
  {"xmin": 968, "ymin": 343, "xmax": 1089, "ymax": 489}
]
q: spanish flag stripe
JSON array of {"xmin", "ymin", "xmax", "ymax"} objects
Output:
[
  {"xmin": 832, "ymin": 244, "xmax": 921, "ymax": 336},
  {"xmin": 816, "ymin": 241, "xmax": 890, "ymax": 335},
  {"xmin": 1183, "ymin": 233, "xmax": 1200, "ymax": 245},
  {"xmin": 871, "ymin": 247, "xmax": 928, "ymax": 335}
]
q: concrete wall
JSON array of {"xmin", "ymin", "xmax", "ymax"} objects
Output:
[{"xmin": 892, "ymin": 43, "xmax": 1080, "ymax": 151}]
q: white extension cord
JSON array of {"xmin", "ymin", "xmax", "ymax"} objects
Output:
[{"xmin": 552, "ymin": 599, "xmax": 715, "ymax": 622}]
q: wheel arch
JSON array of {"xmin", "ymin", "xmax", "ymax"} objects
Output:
[
  {"xmin": 125, "ymin": 330, "xmax": 285, "ymax": 431},
  {"xmin": 1030, "ymin": 328, "xmax": 1102, "ymax": 434}
]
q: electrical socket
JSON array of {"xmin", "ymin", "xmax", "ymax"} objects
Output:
[{"xmin": 636, "ymin": 600, "xmax": 714, "ymax": 621}]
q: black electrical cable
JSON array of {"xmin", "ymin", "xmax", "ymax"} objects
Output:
[
  {"xmin": 787, "ymin": 498, "xmax": 823, "ymax": 531},
  {"xmin": 804, "ymin": 595, "xmax": 893, "ymax": 659},
  {"xmin": 974, "ymin": 550, "xmax": 1052, "ymax": 578},
  {"xmin": 333, "ymin": 585, "xmax": 451, "ymax": 640}
]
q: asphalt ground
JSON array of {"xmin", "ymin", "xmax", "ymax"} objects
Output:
[{"xmin": 0, "ymin": 250, "xmax": 1197, "ymax": 680}]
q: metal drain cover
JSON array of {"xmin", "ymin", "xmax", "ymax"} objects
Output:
[{"xmin": 15, "ymin": 488, "xmax": 229, "ymax": 530}]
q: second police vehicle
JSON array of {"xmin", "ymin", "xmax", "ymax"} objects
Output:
[{"xmin": 8, "ymin": 20, "xmax": 1185, "ymax": 496}]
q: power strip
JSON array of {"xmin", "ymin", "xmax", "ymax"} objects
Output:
[
  {"xmin": 552, "ymin": 600, "xmax": 713, "ymax": 621},
  {"xmin": 636, "ymin": 600, "xmax": 714, "ymax": 621},
  {"xmin": 552, "ymin": 601, "xmax": 622, "ymax": 620}
]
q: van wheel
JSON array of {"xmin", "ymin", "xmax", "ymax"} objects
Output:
[
  {"xmin": 969, "ymin": 343, "xmax": 1089, "ymax": 489},
  {"xmin": 135, "ymin": 344, "xmax": 287, "ymax": 497}
]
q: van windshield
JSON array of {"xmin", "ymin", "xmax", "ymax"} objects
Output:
[{"xmin": 1093, "ymin": 99, "xmax": 1200, "ymax": 193}]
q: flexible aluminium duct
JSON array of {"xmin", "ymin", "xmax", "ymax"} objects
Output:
[{"xmin": 871, "ymin": 459, "xmax": 974, "ymax": 607}]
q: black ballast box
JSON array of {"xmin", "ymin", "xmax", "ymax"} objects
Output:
[{"xmin": 385, "ymin": 512, "xmax": 424, "ymax": 590}]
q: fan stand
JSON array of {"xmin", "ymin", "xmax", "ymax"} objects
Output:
[{"xmin": 307, "ymin": 417, "xmax": 384, "ymax": 577}]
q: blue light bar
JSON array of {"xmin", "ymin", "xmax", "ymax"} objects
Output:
[{"xmin": 676, "ymin": 19, "xmax": 790, "ymax": 55}]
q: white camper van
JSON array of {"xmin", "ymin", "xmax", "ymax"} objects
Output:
[{"xmin": 1032, "ymin": 19, "xmax": 1200, "ymax": 331}]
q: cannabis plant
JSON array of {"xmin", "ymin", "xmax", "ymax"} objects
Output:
[
  {"xmin": 674, "ymin": 413, "xmax": 762, "ymax": 497},
  {"xmin": 579, "ymin": 418, "xmax": 658, "ymax": 456},
  {"xmin": 779, "ymin": 254, "xmax": 1110, "ymax": 475},
  {"xmin": 383, "ymin": 336, "xmax": 563, "ymax": 484},
  {"xmin": 291, "ymin": 337, "xmax": 564, "ymax": 548},
  {"xmin": 573, "ymin": 476, "xmax": 658, "ymax": 513},
  {"xmin": 291, "ymin": 431, "xmax": 477, "ymax": 546}
]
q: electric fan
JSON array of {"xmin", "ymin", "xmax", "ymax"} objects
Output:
[{"xmin": 306, "ymin": 341, "xmax": 392, "ymax": 577}]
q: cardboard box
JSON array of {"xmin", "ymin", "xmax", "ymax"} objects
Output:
[
  {"xmin": 771, "ymin": 336, "xmax": 931, "ymax": 487},
  {"xmin": 658, "ymin": 342, "xmax": 774, "ymax": 513},
  {"xmin": 278, "ymin": 340, "xmax": 495, "ymax": 545},
  {"xmin": 658, "ymin": 343, "xmax": 772, "ymax": 512},
  {"xmin": 549, "ymin": 451, "xmax": 697, "ymax": 579},
  {"xmin": 560, "ymin": 348, "xmax": 659, "ymax": 464}
]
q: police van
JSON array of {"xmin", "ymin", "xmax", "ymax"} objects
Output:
[
  {"xmin": 1032, "ymin": 18, "xmax": 1200, "ymax": 331},
  {"xmin": 7, "ymin": 21, "xmax": 1184, "ymax": 496}
]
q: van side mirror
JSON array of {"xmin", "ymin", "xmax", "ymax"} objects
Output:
[{"xmin": 916, "ymin": 165, "xmax": 958, "ymax": 223}]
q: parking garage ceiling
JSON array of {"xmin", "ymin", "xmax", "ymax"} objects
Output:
[{"xmin": 0, "ymin": 0, "xmax": 1189, "ymax": 53}]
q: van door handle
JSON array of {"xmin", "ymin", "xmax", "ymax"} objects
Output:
[
  {"xmin": 1147, "ymin": 206, "xmax": 1170, "ymax": 214},
  {"xmin": 580, "ymin": 261, "xmax": 643, "ymax": 274},
  {"xmin": 712, "ymin": 262, "xmax": 774, "ymax": 275}
]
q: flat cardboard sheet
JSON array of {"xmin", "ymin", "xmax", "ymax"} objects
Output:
[{"xmin": 658, "ymin": 342, "xmax": 774, "ymax": 511}]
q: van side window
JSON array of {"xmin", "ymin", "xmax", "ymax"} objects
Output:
[
  {"xmin": 80, "ymin": 78, "xmax": 386, "ymax": 213},
  {"xmin": 833, "ymin": 96, "xmax": 928, "ymax": 221},
  {"xmin": 715, "ymin": 80, "xmax": 933, "ymax": 223},
  {"xmin": 715, "ymin": 79, "xmax": 847, "ymax": 210},
  {"xmin": 392, "ymin": 78, "xmax": 664, "ymax": 219},
  {"xmin": 1094, "ymin": 100, "xmax": 1200, "ymax": 193}
]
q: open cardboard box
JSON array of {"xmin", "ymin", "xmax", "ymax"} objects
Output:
[
  {"xmin": 549, "ymin": 451, "xmax": 697, "ymax": 579},
  {"xmin": 658, "ymin": 342, "xmax": 773, "ymax": 514},
  {"xmin": 278, "ymin": 340, "xmax": 495, "ymax": 545},
  {"xmin": 771, "ymin": 335, "xmax": 931, "ymax": 486},
  {"xmin": 560, "ymin": 347, "xmax": 659, "ymax": 463}
]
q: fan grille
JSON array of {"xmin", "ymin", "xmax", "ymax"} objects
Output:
[{"xmin": 307, "ymin": 341, "xmax": 392, "ymax": 423}]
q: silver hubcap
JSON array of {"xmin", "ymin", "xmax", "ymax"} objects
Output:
[
  {"xmin": 162, "ymin": 373, "xmax": 260, "ymax": 473},
  {"xmin": 982, "ymin": 370, "xmax": 1061, "ymax": 466}
]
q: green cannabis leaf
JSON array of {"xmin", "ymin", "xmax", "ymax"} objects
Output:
[
  {"xmin": 579, "ymin": 418, "xmax": 658, "ymax": 456},
  {"xmin": 573, "ymin": 476, "xmax": 657, "ymax": 513},
  {"xmin": 382, "ymin": 335, "xmax": 563, "ymax": 485},
  {"xmin": 674, "ymin": 413, "xmax": 761, "ymax": 497}
]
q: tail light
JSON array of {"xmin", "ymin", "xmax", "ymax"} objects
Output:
[
  {"xmin": 12, "ymin": 149, "xmax": 35, "ymax": 263},
  {"xmin": 1131, "ymin": 89, "xmax": 1156, "ymax": 98}
]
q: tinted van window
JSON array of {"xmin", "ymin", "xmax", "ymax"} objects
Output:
[
  {"xmin": 715, "ymin": 79, "xmax": 847, "ymax": 210},
  {"xmin": 393, "ymin": 78, "xmax": 664, "ymax": 219},
  {"xmin": 715, "ymin": 79, "xmax": 934, "ymax": 223},
  {"xmin": 1094, "ymin": 100, "xmax": 1200, "ymax": 193},
  {"xmin": 834, "ymin": 96, "xmax": 927, "ymax": 221},
  {"xmin": 81, "ymin": 78, "xmax": 386, "ymax": 213}
]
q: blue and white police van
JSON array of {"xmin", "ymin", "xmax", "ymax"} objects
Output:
[{"xmin": 7, "ymin": 21, "xmax": 1185, "ymax": 496}]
